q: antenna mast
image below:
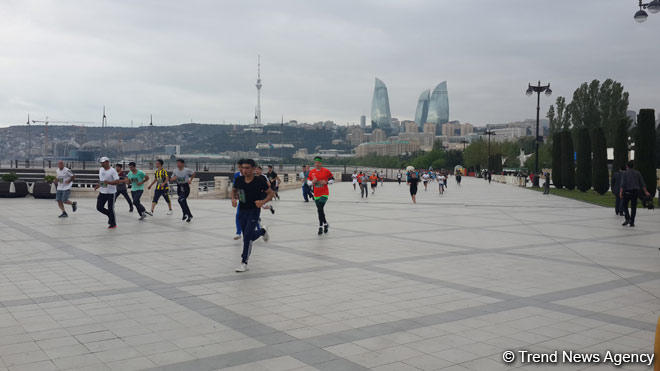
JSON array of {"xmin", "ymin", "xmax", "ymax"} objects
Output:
[{"xmin": 254, "ymin": 55, "xmax": 262, "ymax": 125}]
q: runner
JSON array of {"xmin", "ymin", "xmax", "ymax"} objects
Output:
[
  {"xmin": 126, "ymin": 162, "xmax": 150, "ymax": 220},
  {"xmin": 93, "ymin": 157, "xmax": 120, "ymax": 228},
  {"xmin": 147, "ymin": 159, "xmax": 173, "ymax": 215},
  {"xmin": 379, "ymin": 171, "xmax": 384, "ymax": 186},
  {"xmin": 358, "ymin": 171, "xmax": 368, "ymax": 199},
  {"xmin": 114, "ymin": 164, "xmax": 133, "ymax": 212},
  {"xmin": 171, "ymin": 159, "xmax": 195, "ymax": 222},
  {"xmin": 232, "ymin": 159, "xmax": 273, "ymax": 272},
  {"xmin": 352, "ymin": 171, "xmax": 358, "ymax": 191},
  {"xmin": 266, "ymin": 165, "xmax": 280, "ymax": 200},
  {"xmin": 369, "ymin": 171, "xmax": 378, "ymax": 195},
  {"xmin": 456, "ymin": 171, "xmax": 462, "ymax": 186},
  {"xmin": 422, "ymin": 171, "xmax": 430, "ymax": 191},
  {"xmin": 397, "ymin": 170, "xmax": 402, "ymax": 185},
  {"xmin": 54, "ymin": 160, "xmax": 77, "ymax": 217},
  {"xmin": 233, "ymin": 160, "xmax": 244, "ymax": 240},
  {"xmin": 438, "ymin": 172, "xmax": 446, "ymax": 195},
  {"xmin": 307, "ymin": 156, "xmax": 334, "ymax": 235},
  {"xmin": 407, "ymin": 169, "xmax": 420, "ymax": 204},
  {"xmin": 300, "ymin": 165, "xmax": 314, "ymax": 202}
]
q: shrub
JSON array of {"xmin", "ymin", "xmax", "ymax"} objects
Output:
[
  {"xmin": 1, "ymin": 173, "xmax": 19, "ymax": 182},
  {"xmin": 552, "ymin": 132, "xmax": 562, "ymax": 189},
  {"xmin": 591, "ymin": 127, "xmax": 609, "ymax": 195},
  {"xmin": 575, "ymin": 128, "xmax": 591, "ymax": 192},
  {"xmin": 560, "ymin": 130, "xmax": 575, "ymax": 190}
]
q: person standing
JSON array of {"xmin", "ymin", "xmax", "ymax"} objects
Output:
[
  {"xmin": 611, "ymin": 166, "xmax": 624, "ymax": 216},
  {"xmin": 54, "ymin": 160, "xmax": 77, "ymax": 217},
  {"xmin": 114, "ymin": 164, "xmax": 133, "ymax": 212},
  {"xmin": 147, "ymin": 159, "xmax": 173, "ymax": 215},
  {"xmin": 126, "ymin": 162, "xmax": 150, "ymax": 220},
  {"xmin": 407, "ymin": 170, "xmax": 420, "ymax": 204},
  {"xmin": 266, "ymin": 165, "xmax": 280, "ymax": 200},
  {"xmin": 352, "ymin": 171, "xmax": 358, "ymax": 191},
  {"xmin": 358, "ymin": 171, "xmax": 368, "ymax": 199},
  {"xmin": 94, "ymin": 157, "xmax": 120, "ymax": 228},
  {"xmin": 171, "ymin": 159, "xmax": 196, "ymax": 222},
  {"xmin": 619, "ymin": 161, "xmax": 651, "ymax": 227},
  {"xmin": 232, "ymin": 159, "xmax": 272, "ymax": 272},
  {"xmin": 308, "ymin": 156, "xmax": 334, "ymax": 235}
]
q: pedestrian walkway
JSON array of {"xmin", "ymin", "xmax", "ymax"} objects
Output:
[{"xmin": 0, "ymin": 177, "xmax": 658, "ymax": 370}]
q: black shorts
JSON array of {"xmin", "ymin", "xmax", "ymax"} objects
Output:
[
  {"xmin": 410, "ymin": 186, "xmax": 418, "ymax": 195},
  {"xmin": 153, "ymin": 189, "xmax": 170, "ymax": 203}
]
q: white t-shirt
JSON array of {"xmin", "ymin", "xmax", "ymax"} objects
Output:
[
  {"xmin": 422, "ymin": 173, "xmax": 430, "ymax": 181},
  {"xmin": 352, "ymin": 174, "xmax": 357, "ymax": 183},
  {"xmin": 56, "ymin": 167, "xmax": 74, "ymax": 191},
  {"xmin": 439, "ymin": 175, "xmax": 446, "ymax": 183},
  {"xmin": 98, "ymin": 167, "xmax": 119, "ymax": 194}
]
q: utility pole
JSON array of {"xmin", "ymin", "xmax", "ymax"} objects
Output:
[
  {"xmin": 26, "ymin": 114, "xmax": 31, "ymax": 166},
  {"xmin": 254, "ymin": 55, "xmax": 262, "ymax": 126},
  {"xmin": 525, "ymin": 81, "xmax": 552, "ymax": 187}
]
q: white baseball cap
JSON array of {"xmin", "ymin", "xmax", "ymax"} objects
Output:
[{"xmin": 99, "ymin": 156, "xmax": 110, "ymax": 163}]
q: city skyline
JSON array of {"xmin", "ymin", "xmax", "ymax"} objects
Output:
[{"xmin": 0, "ymin": 1, "xmax": 658, "ymax": 128}]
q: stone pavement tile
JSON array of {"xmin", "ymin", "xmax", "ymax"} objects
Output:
[
  {"xmin": 146, "ymin": 349, "xmax": 196, "ymax": 366},
  {"xmin": 371, "ymin": 361, "xmax": 421, "ymax": 371},
  {"xmin": 50, "ymin": 353, "xmax": 103, "ymax": 370},
  {"xmin": 105, "ymin": 356, "xmax": 156, "ymax": 371},
  {"xmin": 6, "ymin": 360, "xmax": 57, "ymax": 371},
  {"xmin": 0, "ymin": 350, "xmax": 50, "ymax": 368},
  {"xmin": 402, "ymin": 354, "xmax": 454, "ymax": 370}
]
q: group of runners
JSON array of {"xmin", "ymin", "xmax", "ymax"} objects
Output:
[
  {"xmin": 351, "ymin": 171, "xmax": 384, "ymax": 198},
  {"xmin": 404, "ymin": 169, "xmax": 460, "ymax": 204}
]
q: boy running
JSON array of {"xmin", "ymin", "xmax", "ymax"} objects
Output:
[
  {"xmin": 126, "ymin": 162, "xmax": 150, "ymax": 220},
  {"xmin": 171, "ymin": 159, "xmax": 195, "ymax": 222},
  {"xmin": 307, "ymin": 156, "xmax": 334, "ymax": 235},
  {"xmin": 147, "ymin": 159, "xmax": 173, "ymax": 215}
]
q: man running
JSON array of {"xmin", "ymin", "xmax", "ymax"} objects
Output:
[
  {"xmin": 358, "ymin": 171, "xmax": 368, "ymax": 199},
  {"xmin": 266, "ymin": 165, "xmax": 280, "ymax": 200},
  {"xmin": 352, "ymin": 171, "xmax": 358, "ymax": 190},
  {"xmin": 307, "ymin": 156, "xmax": 334, "ymax": 235},
  {"xmin": 456, "ymin": 171, "xmax": 462, "ymax": 186},
  {"xmin": 147, "ymin": 159, "xmax": 173, "ymax": 215},
  {"xmin": 171, "ymin": 159, "xmax": 195, "ymax": 222},
  {"xmin": 422, "ymin": 171, "xmax": 430, "ymax": 191},
  {"xmin": 256, "ymin": 166, "xmax": 275, "ymax": 215},
  {"xmin": 300, "ymin": 165, "xmax": 314, "ymax": 202},
  {"xmin": 126, "ymin": 162, "xmax": 150, "ymax": 220},
  {"xmin": 379, "ymin": 171, "xmax": 384, "ymax": 186},
  {"xmin": 94, "ymin": 157, "xmax": 120, "ymax": 228},
  {"xmin": 438, "ymin": 172, "xmax": 446, "ymax": 195},
  {"xmin": 369, "ymin": 171, "xmax": 378, "ymax": 195},
  {"xmin": 233, "ymin": 160, "xmax": 244, "ymax": 240},
  {"xmin": 114, "ymin": 164, "xmax": 133, "ymax": 212},
  {"xmin": 397, "ymin": 170, "xmax": 402, "ymax": 185},
  {"xmin": 54, "ymin": 160, "xmax": 77, "ymax": 217},
  {"xmin": 407, "ymin": 170, "xmax": 420, "ymax": 204},
  {"xmin": 232, "ymin": 159, "xmax": 272, "ymax": 272}
]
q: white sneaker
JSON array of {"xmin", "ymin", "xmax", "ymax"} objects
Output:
[
  {"xmin": 166, "ymin": 210, "xmax": 173, "ymax": 215},
  {"xmin": 262, "ymin": 227, "xmax": 269, "ymax": 242},
  {"xmin": 235, "ymin": 263, "xmax": 249, "ymax": 272},
  {"xmin": 233, "ymin": 234, "xmax": 241, "ymax": 240}
]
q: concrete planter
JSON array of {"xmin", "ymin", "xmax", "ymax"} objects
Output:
[
  {"xmin": 33, "ymin": 181, "xmax": 56, "ymax": 199},
  {"xmin": 0, "ymin": 181, "xmax": 29, "ymax": 198}
]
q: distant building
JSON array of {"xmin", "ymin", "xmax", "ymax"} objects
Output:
[
  {"xmin": 441, "ymin": 122, "xmax": 474, "ymax": 137},
  {"xmin": 391, "ymin": 118, "xmax": 401, "ymax": 132},
  {"xmin": 423, "ymin": 122, "xmax": 436, "ymax": 135},
  {"xmin": 404, "ymin": 121, "xmax": 419, "ymax": 133},
  {"xmin": 371, "ymin": 128, "xmax": 387, "ymax": 142},
  {"xmin": 427, "ymin": 81, "xmax": 449, "ymax": 126},
  {"xmin": 347, "ymin": 126, "xmax": 366, "ymax": 146},
  {"xmin": 414, "ymin": 89, "xmax": 430, "ymax": 129},
  {"xmin": 397, "ymin": 132, "xmax": 435, "ymax": 151},
  {"xmin": 370, "ymin": 78, "xmax": 392, "ymax": 132},
  {"xmin": 360, "ymin": 115, "xmax": 366, "ymax": 128},
  {"xmin": 164, "ymin": 144, "xmax": 180, "ymax": 156},
  {"xmin": 355, "ymin": 139, "xmax": 420, "ymax": 157}
]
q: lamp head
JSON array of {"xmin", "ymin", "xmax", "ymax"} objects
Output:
[{"xmin": 634, "ymin": 9, "xmax": 649, "ymax": 22}]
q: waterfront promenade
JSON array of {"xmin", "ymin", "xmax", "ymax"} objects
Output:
[{"xmin": 0, "ymin": 177, "xmax": 658, "ymax": 370}]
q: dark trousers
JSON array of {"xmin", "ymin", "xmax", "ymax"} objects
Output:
[
  {"xmin": 622, "ymin": 190, "xmax": 638, "ymax": 224},
  {"xmin": 314, "ymin": 197, "xmax": 328, "ymax": 226},
  {"xmin": 302, "ymin": 184, "xmax": 314, "ymax": 201},
  {"xmin": 115, "ymin": 188, "xmax": 133, "ymax": 210},
  {"xmin": 238, "ymin": 208, "xmax": 264, "ymax": 264},
  {"xmin": 614, "ymin": 192, "xmax": 622, "ymax": 214},
  {"xmin": 131, "ymin": 190, "xmax": 146, "ymax": 215},
  {"xmin": 360, "ymin": 183, "xmax": 368, "ymax": 198},
  {"xmin": 97, "ymin": 193, "xmax": 116, "ymax": 226},
  {"xmin": 543, "ymin": 181, "xmax": 550, "ymax": 194},
  {"xmin": 177, "ymin": 183, "xmax": 192, "ymax": 217}
]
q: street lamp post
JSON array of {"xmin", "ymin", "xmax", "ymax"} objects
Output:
[
  {"xmin": 484, "ymin": 127, "xmax": 496, "ymax": 171},
  {"xmin": 633, "ymin": 0, "xmax": 660, "ymax": 22},
  {"xmin": 460, "ymin": 138, "xmax": 468, "ymax": 151},
  {"xmin": 526, "ymin": 81, "xmax": 552, "ymax": 187}
]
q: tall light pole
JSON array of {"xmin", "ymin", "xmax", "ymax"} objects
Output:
[
  {"xmin": 526, "ymin": 81, "xmax": 552, "ymax": 187},
  {"xmin": 26, "ymin": 114, "xmax": 31, "ymax": 166},
  {"xmin": 485, "ymin": 127, "xmax": 496, "ymax": 171}
]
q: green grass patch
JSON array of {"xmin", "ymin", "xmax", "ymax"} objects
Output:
[{"xmin": 528, "ymin": 187, "xmax": 617, "ymax": 207}]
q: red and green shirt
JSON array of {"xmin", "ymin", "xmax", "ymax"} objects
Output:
[{"xmin": 308, "ymin": 167, "xmax": 333, "ymax": 198}]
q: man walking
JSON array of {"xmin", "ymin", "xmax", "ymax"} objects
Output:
[
  {"xmin": 54, "ymin": 160, "xmax": 77, "ymax": 217},
  {"xmin": 619, "ymin": 161, "xmax": 651, "ymax": 227},
  {"xmin": 126, "ymin": 162, "xmax": 150, "ymax": 220},
  {"xmin": 94, "ymin": 157, "xmax": 120, "ymax": 228},
  {"xmin": 171, "ymin": 159, "xmax": 195, "ymax": 222},
  {"xmin": 232, "ymin": 159, "xmax": 273, "ymax": 272},
  {"xmin": 611, "ymin": 166, "xmax": 624, "ymax": 216},
  {"xmin": 147, "ymin": 159, "xmax": 173, "ymax": 215},
  {"xmin": 114, "ymin": 164, "xmax": 133, "ymax": 212},
  {"xmin": 308, "ymin": 156, "xmax": 334, "ymax": 235}
]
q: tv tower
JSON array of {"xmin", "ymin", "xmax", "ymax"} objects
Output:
[{"xmin": 254, "ymin": 55, "xmax": 262, "ymax": 125}]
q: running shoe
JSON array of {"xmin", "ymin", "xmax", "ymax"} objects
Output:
[
  {"xmin": 167, "ymin": 210, "xmax": 173, "ymax": 215},
  {"xmin": 144, "ymin": 211, "xmax": 153, "ymax": 216},
  {"xmin": 235, "ymin": 263, "xmax": 249, "ymax": 272},
  {"xmin": 323, "ymin": 223, "xmax": 329, "ymax": 234},
  {"xmin": 262, "ymin": 227, "xmax": 269, "ymax": 242},
  {"xmin": 72, "ymin": 202, "xmax": 77, "ymax": 212},
  {"xmin": 139, "ymin": 214, "xmax": 146, "ymax": 221},
  {"xmin": 233, "ymin": 234, "xmax": 241, "ymax": 240},
  {"xmin": 269, "ymin": 206, "xmax": 275, "ymax": 214},
  {"xmin": 182, "ymin": 215, "xmax": 187, "ymax": 221},
  {"xmin": 318, "ymin": 227, "xmax": 323, "ymax": 235},
  {"xmin": 108, "ymin": 224, "xmax": 117, "ymax": 229},
  {"xmin": 58, "ymin": 212, "xmax": 68, "ymax": 218},
  {"xmin": 186, "ymin": 215, "xmax": 193, "ymax": 223}
]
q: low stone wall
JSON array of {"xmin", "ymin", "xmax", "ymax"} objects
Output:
[{"xmin": 492, "ymin": 175, "xmax": 527, "ymax": 187}]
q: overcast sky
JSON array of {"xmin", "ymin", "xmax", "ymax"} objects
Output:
[{"xmin": 0, "ymin": 0, "xmax": 658, "ymax": 128}]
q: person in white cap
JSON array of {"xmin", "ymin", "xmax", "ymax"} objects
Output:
[{"xmin": 93, "ymin": 157, "xmax": 121, "ymax": 228}]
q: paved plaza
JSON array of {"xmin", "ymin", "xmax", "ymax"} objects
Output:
[{"xmin": 0, "ymin": 177, "xmax": 659, "ymax": 371}]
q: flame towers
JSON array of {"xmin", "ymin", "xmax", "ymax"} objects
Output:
[
  {"xmin": 414, "ymin": 89, "xmax": 430, "ymax": 127},
  {"xmin": 370, "ymin": 78, "xmax": 392, "ymax": 132},
  {"xmin": 427, "ymin": 81, "xmax": 449, "ymax": 126}
]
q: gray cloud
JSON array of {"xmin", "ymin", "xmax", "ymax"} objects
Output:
[{"xmin": 0, "ymin": 0, "xmax": 658, "ymax": 127}]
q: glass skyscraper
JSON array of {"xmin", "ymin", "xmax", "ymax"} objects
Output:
[
  {"xmin": 427, "ymin": 81, "xmax": 449, "ymax": 126},
  {"xmin": 414, "ymin": 89, "xmax": 430, "ymax": 128},
  {"xmin": 370, "ymin": 78, "xmax": 392, "ymax": 132}
]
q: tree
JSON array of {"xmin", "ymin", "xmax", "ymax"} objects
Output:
[
  {"xmin": 464, "ymin": 139, "xmax": 488, "ymax": 170},
  {"xmin": 552, "ymin": 132, "xmax": 562, "ymax": 189},
  {"xmin": 547, "ymin": 105, "xmax": 557, "ymax": 141},
  {"xmin": 575, "ymin": 127, "xmax": 592, "ymax": 192},
  {"xmin": 569, "ymin": 80, "xmax": 601, "ymax": 130},
  {"xmin": 598, "ymin": 79, "xmax": 631, "ymax": 146},
  {"xmin": 561, "ymin": 130, "xmax": 575, "ymax": 190},
  {"xmin": 612, "ymin": 119, "xmax": 629, "ymax": 173},
  {"xmin": 635, "ymin": 109, "xmax": 657, "ymax": 192},
  {"xmin": 555, "ymin": 96, "xmax": 572, "ymax": 130},
  {"xmin": 591, "ymin": 127, "xmax": 609, "ymax": 195}
]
